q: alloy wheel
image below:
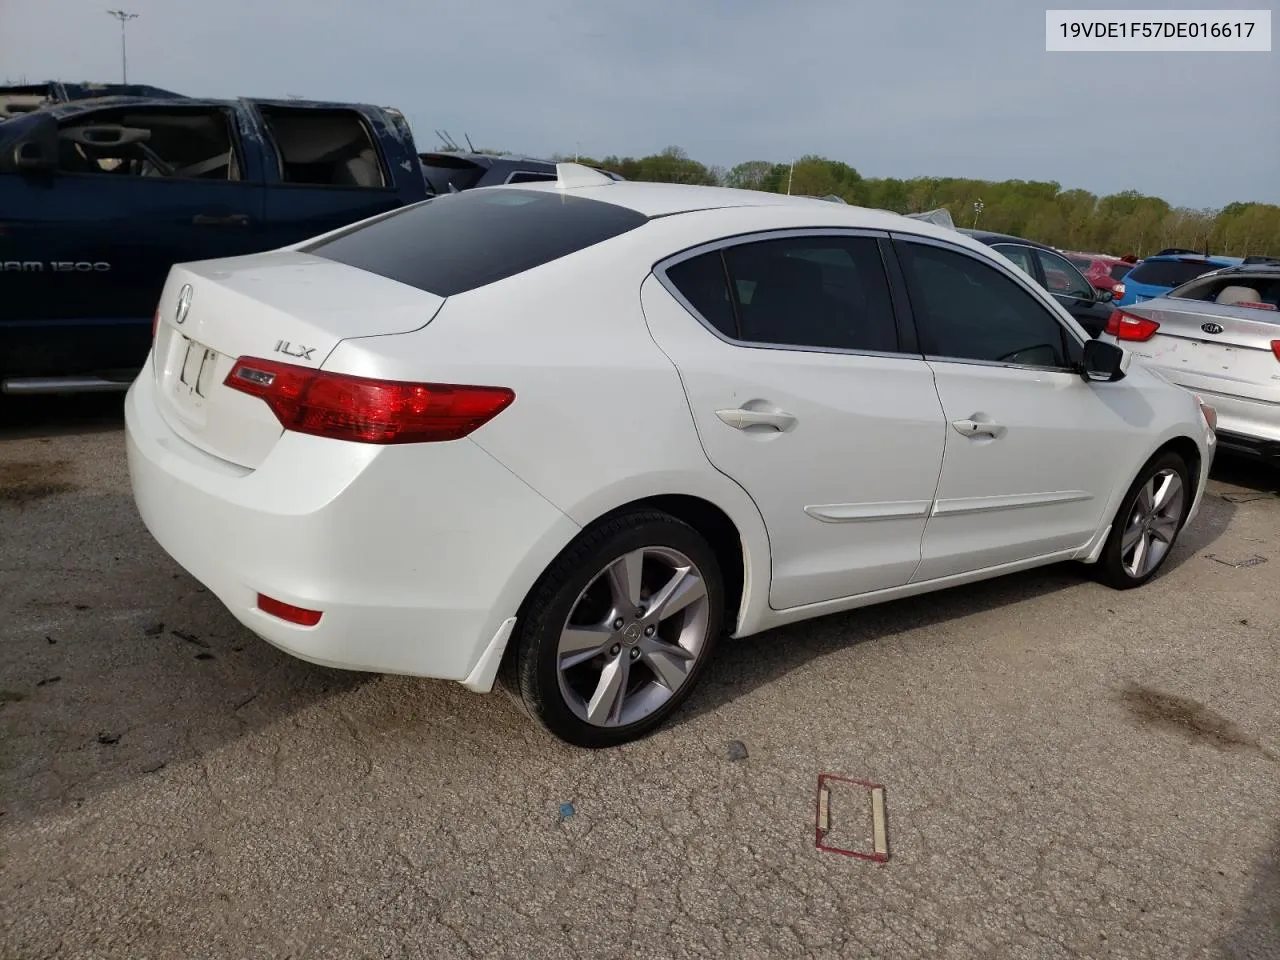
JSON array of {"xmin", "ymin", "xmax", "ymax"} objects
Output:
[
  {"xmin": 1120, "ymin": 467, "xmax": 1185, "ymax": 579},
  {"xmin": 555, "ymin": 546, "xmax": 712, "ymax": 728}
]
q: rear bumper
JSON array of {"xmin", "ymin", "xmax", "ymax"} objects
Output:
[
  {"xmin": 124, "ymin": 370, "xmax": 580, "ymax": 682},
  {"xmin": 1214, "ymin": 430, "xmax": 1280, "ymax": 462}
]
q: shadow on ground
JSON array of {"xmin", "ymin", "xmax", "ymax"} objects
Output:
[
  {"xmin": 1217, "ymin": 829, "xmax": 1280, "ymax": 959},
  {"xmin": 674, "ymin": 485, "xmax": 1237, "ymax": 726}
]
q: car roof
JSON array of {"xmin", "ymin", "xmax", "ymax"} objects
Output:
[
  {"xmin": 1139, "ymin": 252, "xmax": 1241, "ymax": 265},
  {"xmin": 958, "ymin": 228, "xmax": 1059, "ymax": 252},
  {"xmin": 505, "ymin": 178, "xmax": 967, "ymax": 237}
]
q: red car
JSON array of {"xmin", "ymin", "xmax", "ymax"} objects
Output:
[{"xmin": 1066, "ymin": 252, "xmax": 1135, "ymax": 301}]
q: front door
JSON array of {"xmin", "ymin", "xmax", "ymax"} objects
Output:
[
  {"xmin": 643, "ymin": 231, "xmax": 947, "ymax": 610},
  {"xmin": 0, "ymin": 104, "xmax": 263, "ymax": 377},
  {"xmin": 892, "ymin": 235, "xmax": 1134, "ymax": 582}
]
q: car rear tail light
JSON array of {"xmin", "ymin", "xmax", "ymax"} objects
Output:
[
  {"xmin": 1113, "ymin": 282, "xmax": 1126, "ymax": 299},
  {"xmin": 1193, "ymin": 394, "xmax": 1218, "ymax": 432},
  {"xmin": 1238, "ymin": 301, "xmax": 1277, "ymax": 311},
  {"xmin": 257, "ymin": 593, "xmax": 323, "ymax": 626},
  {"xmin": 1104, "ymin": 309, "xmax": 1160, "ymax": 342},
  {"xmin": 224, "ymin": 357, "xmax": 515, "ymax": 444},
  {"xmin": 1271, "ymin": 340, "xmax": 1280, "ymax": 362}
]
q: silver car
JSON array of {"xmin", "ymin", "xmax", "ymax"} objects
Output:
[{"xmin": 1101, "ymin": 262, "xmax": 1280, "ymax": 461}]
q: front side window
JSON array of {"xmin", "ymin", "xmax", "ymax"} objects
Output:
[
  {"xmin": 664, "ymin": 235, "xmax": 899, "ymax": 353},
  {"xmin": 991, "ymin": 243, "xmax": 1035, "ymax": 277},
  {"xmin": 55, "ymin": 107, "xmax": 240, "ymax": 180},
  {"xmin": 1036, "ymin": 248, "xmax": 1095, "ymax": 300},
  {"xmin": 896, "ymin": 241, "xmax": 1078, "ymax": 369}
]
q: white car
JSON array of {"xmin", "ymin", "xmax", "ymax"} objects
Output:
[{"xmin": 126, "ymin": 164, "xmax": 1216, "ymax": 747}]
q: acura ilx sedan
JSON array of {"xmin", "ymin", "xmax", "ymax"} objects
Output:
[{"xmin": 126, "ymin": 164, "xmax": 1216, "ymax": 747}]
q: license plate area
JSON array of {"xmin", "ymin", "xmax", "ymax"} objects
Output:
[
  {"xmin": 172, "ymin": 335, "xmax": 221, "ymax": 413},
  {"xmin": 1168, "ymin": 338, "xmax": 1238, "ymax": 375}
]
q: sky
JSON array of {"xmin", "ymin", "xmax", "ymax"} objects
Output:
[{"xmin": 1, "ymin": 0, "xmax": 1277, "ymax": 208}]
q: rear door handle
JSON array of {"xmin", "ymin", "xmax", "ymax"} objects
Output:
[
  {"xmin": 715, "ymin": 407, "xmax": 797, "ymax": 431},
  {"xmin": 951, "ymin": 418, "xmax": 1005, "ymax": 439},
  {"xmin": 192, "ymin": 213, "xmax": 250, "ymax": 226}
]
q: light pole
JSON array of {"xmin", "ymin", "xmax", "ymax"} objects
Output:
[{"xmin": 106, "ymin": 10, "xmax": 139, "ymax": 84}]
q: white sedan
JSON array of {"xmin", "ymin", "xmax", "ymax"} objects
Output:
[{"xmin": 125, "ymin": 165, "xmax": 1216, "ymax": 747}]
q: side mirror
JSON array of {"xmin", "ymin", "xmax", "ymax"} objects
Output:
[
  {"xmin": 13, "ymin": 140, "xmax": 55, "ymax": 174},
  {"xmin": 1080, "ymin": 338, "xmax": 1128, "ymax": 383}
]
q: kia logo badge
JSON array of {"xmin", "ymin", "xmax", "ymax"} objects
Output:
[{"xmin": 1201, "ymin": 322, "xmax": 1224, "ymax": 335}]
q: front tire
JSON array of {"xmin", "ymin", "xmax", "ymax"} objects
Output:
[
  {"xmin": 506, "ymin": 510, "xmax": 724, "ymax": 748},
  {"xmin": 1094, "ymin": 451, "xmax": 1191, "ymax": 589}
]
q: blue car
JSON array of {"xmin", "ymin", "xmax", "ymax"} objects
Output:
[{"xmin": 1116, "ymin": 250, "xmax": 1243, "ymax": 307}]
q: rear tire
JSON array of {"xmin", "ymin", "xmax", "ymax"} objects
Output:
[
  {"xmin": 1093, "ymin": 451, "xmax": 1191, "ymax": 590},
  {"xmin": 504, "ymin": 510, "xmax": 724, "ymax": 748}
]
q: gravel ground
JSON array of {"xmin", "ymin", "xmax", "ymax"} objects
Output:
[{"xmin": 1, "ymin": 395, "xmax": 1278, "ymax": 960}]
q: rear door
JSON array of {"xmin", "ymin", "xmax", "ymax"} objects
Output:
[
  {"xmin": 254, "ymin": 103, "xmax": 408, "ymax": 247},
  {"xmin": 643, "ymin": 230, "xmax": 947, "ymax": 610}
]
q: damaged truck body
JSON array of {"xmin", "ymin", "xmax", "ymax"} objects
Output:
[{"xmin": 0, "ymin": 94, "xmax": 435, "ymax": 394}]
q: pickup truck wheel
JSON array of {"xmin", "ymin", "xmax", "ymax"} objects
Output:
[
  {"xmin": 504, "ymin": 511, "xmax": 724, "ymax": 748},
  {"xmin": 1094, "ymin": 452, "xmax": 1190, "ymax": 590}
]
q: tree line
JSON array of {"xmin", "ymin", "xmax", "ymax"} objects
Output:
[{"xmin": 553, "ymin": 147, "xmax": 1280, "ymax": 259}]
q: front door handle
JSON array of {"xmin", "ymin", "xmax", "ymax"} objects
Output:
[
  {"xmin": 715, "ymin": 407, "xmax": 797, "ymax": 432},
  {"xmin": 192, "ymin": 213, "xmax": 250, "ymax": 226},
  {"xmin": 951, "ymin": 417, "xmax": 1005, "ymax": 439}
]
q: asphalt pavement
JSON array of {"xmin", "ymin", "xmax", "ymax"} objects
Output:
[{"xmin": 2, "ymin": 394, "xmax": 1277, "ymax": 959}]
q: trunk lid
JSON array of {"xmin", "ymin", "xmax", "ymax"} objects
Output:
[
  {"xmin": 151, "ymin": 250, "xmax": 444, "ymax": 468},
  {"xmin": 1123, "ymin": 299, "xmax": 1280, "ymax": 401}
]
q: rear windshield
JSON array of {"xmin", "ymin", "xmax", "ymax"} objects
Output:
[
  {"xmin": 1068, "ymin": 256, "xmax": 1091, "ymax": 270},
  {"xmin": 1168, "ymin": 273, "xmax": 1280, "ymax": 309},
  {"xmin": 1127, "ymin": 259, "xmax": 1219, "ymax": 289},
  {"xmin": 1108, "ymin": 263, "xmax": 1133, "ymax": 281},
  {"xmin": 304, "ymin": 188, "xmax": 648, "ymax": 297}
]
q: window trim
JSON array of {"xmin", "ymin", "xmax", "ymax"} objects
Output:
[
  {"xmin": 888, "ymin": 232, "xmax": 1087, "ymax": 375},
  {"xmin": 254, "ymin": 105, "xmax": 394, "ymax": 192},
  {"xmin": 653, "ymin": 227, "xmax": 918, "ymax": 361},
  {"xmin": 52, "ymin": 104, "xmax": 249, "ymax": 185}
]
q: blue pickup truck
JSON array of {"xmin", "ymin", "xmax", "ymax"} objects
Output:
[{"xmin": 0, "ymin": 95, "xmax": 437, "ymax": 394}]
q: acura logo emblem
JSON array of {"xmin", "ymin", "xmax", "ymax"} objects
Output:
[
  {"xmin": 174, "ymin": 284, "xmax": 193, "ymax": 325},
  {"xmin": 1201, "ymin": 321, "xmax": 1223, "ymax": 335}
]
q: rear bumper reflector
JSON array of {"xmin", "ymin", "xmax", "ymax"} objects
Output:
[{"xmin": 257, "ymin": 593, "xmax": 323, "ymax": 627}]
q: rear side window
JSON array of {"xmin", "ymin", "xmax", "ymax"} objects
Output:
[
  {"xmin": 1128, "ymin": 259, "xmax": 1218, "ymax": 288},
  {"xmin": 1108, "ymin": 263, "xmax": 1133, "ymax": 281},
  {"xmin": 258, "ymin": 107, "xmax": 386, "ymax": 188},
  {"xmin": 664, "ymin": 253, "xmax": 737, "ymax": 338},
  {"xmin": 304, "ymin": 189, "xmax": 648, "ymax": 297},
  {"xmin": 1068, "ymin": 256, "xmax": 1092, "ymax": 270},
  {"xmin": 664, "ymin": 235, "xmax": 900, "ymax": 353}
]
